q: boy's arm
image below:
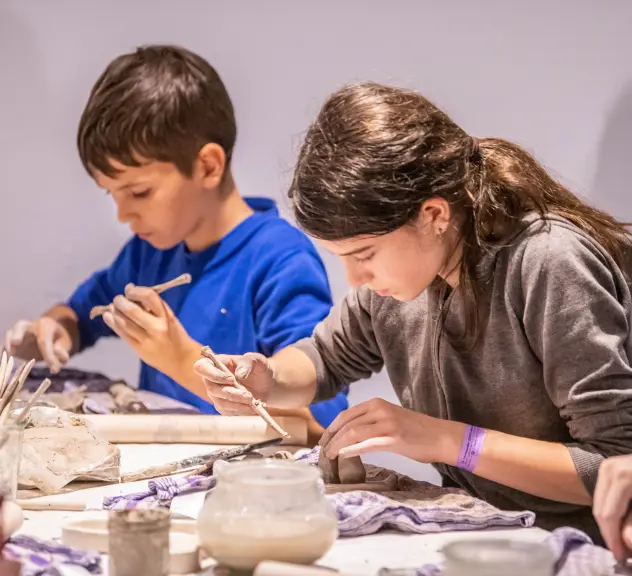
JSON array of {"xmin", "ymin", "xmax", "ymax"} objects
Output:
[{"xmin": 66, "ymin": 237, "xmax": 143, "ymax": 351}]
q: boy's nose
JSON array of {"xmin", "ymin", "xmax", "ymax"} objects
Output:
[
  {"xmin": 345, "ymin": 262, "xmax": 371, "ymax": 288},
  {"xmin": 116, "ymin": 201, "xmax": 134, "ymax": 224}
]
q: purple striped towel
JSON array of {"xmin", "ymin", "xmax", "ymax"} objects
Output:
[
  {"xmin": 3, "ymin": 534, "xmax": 101, "ymax": 576},
  {"xmin": 103, "ymin": 447, "xmax": 535, "ymax": 537}
]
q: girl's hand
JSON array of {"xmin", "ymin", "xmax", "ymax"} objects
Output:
[{"xmin": 321, "ymin": 398, "xmax": 463, "ymax": 464}]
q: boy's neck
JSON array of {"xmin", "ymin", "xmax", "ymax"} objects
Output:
[{"xmin": 185, "ymin": 173, "xmax": 254, "ymax": 252}]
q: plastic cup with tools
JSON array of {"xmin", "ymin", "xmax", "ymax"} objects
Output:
[
  {"xmin": 198, "ymin": 459, "xmax": 338, "ymax": 571},
  {"xmin": 0, "ymin": 422, "xmax": 26, "ymax": 500}
]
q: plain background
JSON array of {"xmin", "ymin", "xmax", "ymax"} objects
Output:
[{"xmin": 1, "ymin": 0, "xmax": 631, "ymax": 482}]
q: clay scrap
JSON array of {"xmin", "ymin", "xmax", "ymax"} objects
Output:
[{"xmin": 18, "ymin": 407, "xmax": 120, "ymax": 495}]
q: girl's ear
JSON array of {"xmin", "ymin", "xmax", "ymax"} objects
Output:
[{"xmin": 417, "ymin": 197, "xmax": 452, "ymax": 236}]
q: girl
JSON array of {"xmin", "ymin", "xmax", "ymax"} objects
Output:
[{"xmin": 194, "ymin": 82, "xmax": 632, "ymax": 542}]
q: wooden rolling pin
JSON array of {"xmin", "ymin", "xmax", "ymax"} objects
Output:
[{"xmin": 81, "ymin": 414, "xmax": 308, "ymax": 446}]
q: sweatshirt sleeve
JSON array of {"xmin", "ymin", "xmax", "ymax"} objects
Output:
[
  {"xmin": 67, "ymin": 237, "xmax": 143, "ymax": 350},
  {"xmin": 293, "ymin": 287, "xmax": 384, "ymax": 402},
  {"xmin": 520, "ymin": 227, "xmax": 632, "ymax": 495},
  {"xmin": 253, "ymin": 248, "xmax": 333, "ymax": 356}
]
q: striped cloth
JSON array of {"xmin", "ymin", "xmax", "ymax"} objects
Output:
[
  {"xmin": 3, "ymin": 535, "xmax": 101, "ymax": 576},
  {"xmin": 103, "ymin": 447, "xmax": 535, "ymax": 536}
]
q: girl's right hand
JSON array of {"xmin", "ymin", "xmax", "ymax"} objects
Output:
[{"xmin": 193, "ymin": 352, "xmax": 277, "ymax": 415}]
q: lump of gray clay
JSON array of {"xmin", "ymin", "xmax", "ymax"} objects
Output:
[{"xmin": 318, "ymin": 429, "xmax": 366, "ymax": 485}]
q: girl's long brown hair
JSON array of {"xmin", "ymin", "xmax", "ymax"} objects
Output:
[{"xmin": 289, "ymin": 82, "xmax": 631, "ymax": 344}]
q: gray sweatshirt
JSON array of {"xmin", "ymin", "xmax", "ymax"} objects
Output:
[{"xmin": 295, "ymin": 215, "xmax": 632, "ymax": 540}]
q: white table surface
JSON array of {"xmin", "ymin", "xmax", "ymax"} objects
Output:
[{"xmin": 15, "ymin": 444, "xmax": 549, "ymax": 575}]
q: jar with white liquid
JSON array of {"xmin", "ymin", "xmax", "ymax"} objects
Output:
[
  {"xmin": 441, "ymin": 538, "xmax": 555, "ymax": 576},
  {"xmin": 198, "ymin": 459, "xmax": 338, "ymax": 571}
]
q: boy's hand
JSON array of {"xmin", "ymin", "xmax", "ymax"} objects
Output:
[
  {"xmin": 102, "ymin": 284, "xmax": 196, "ymax": 378},
  {"xmin": 3, "ymin": 317, "xmax": 72, "ymax": 374}
]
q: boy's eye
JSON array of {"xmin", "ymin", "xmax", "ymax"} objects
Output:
[
  {"xmin": 131, "ymin": 190, "xmax": 151, "ymax": 199},
  {"xmin": 355, "ymin": 253, "xmax": 374, "ymax": 263}
]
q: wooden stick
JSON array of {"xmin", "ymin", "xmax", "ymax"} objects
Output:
[
  {"xmin": 0, "ymin": 351, "xmax": 7, "ymax": 397},
  {"xmin": 0, "ymin": 359, "xmax": 22, "ymax": 401},
  {"xmin": 0, "ymin": 359, "xmax": 34, "ymax": 424},
  {"xmin": 0, "ymin": 361, "xmax": 24, "ymax": 418},
  {"xmin": 89, "ymin": 273, "xmax": 193, "ymax": 319},
  {"xmin": 16, "ymin": 500, "xmax": 87, "ymax": 512},
  {"xmin": 15, "ymin": 377, "xmax": 52, "ymax": 426},
  {"xmin": 150, "ymin": 273, "xmax": 193, "ymax": 294},
  {"xmin": 122, "ymin": 437, "xmax": 284, "ymax": 483},
  {"xmin": 200, "ymin": 346, "xmax": 290, "ymax": 439},
  {"xmin": 0, "ymin": 356, "xmax": 13, "ymax": 398}
]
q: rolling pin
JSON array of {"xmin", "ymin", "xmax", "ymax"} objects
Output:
[{"xmin": 81, "ymin": 414, "xmax": 308, "ymax": 446}]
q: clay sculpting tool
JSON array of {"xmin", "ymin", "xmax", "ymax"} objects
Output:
[
  {"xmin": 122, "ymin": 437, "xmax": 284, "ymax": 482},
  {"xmin": 89, "ymin": 273, "xmax": 192, "ymax": 319},
  {"xmin": 200, "ymin": 346, "xmax": 290, "ymax": 439}
]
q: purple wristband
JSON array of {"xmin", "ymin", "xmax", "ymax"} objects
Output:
[{"xmin": 456, "ymin": 425, "xmax": 486, "ymax": 472}]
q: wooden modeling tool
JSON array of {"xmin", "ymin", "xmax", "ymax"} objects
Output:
[
  {"xmin": 122, "ymin": 437, "xmax": 284, "ymax": 482},
  {"xmin": 200, "ymin": 346, "xmax": 290, "ymax": 439},
  {"xmin": 89, "ymin": 273, "xmax": 192, "ymax": 319}
]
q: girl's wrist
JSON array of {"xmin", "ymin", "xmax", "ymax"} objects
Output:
[{"xmin": 435, "ymin": 418, "xmax": 468, "ymax": 466}]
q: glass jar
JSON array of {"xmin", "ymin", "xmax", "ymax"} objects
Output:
[
  {"xmin": 198, "ymin": 459, "xmax": 338, "ymax": 571},
  {"xmin": 441, "ymin": 538, "xmax": 555, "ymax": 576},
  {"xmin": 0, "ymin": 422, "xmax": 26, "ymax": 499}
]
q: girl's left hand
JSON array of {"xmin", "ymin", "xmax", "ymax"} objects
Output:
[{"xmin": 322, "ymin": 398, "xmax": 463, "ymax": 465}]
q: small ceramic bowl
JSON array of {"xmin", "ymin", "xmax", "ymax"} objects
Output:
[{"xmin": 61, "ymin": 516, "xmax": 200, "ymax": 574}]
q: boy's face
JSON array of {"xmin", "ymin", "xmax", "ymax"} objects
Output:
[{"xmin": 94, "ymin": 159, "xmax": 209, "ymax": 250}]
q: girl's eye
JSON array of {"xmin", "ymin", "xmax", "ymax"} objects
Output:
[{"xmin": 131, "ymin": 190, "xmax": 151, "ymax": 199}]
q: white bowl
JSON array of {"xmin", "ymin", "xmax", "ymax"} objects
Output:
[{"xmin": 61, "ymin": 516, "xmax": 200, "ymax": 574}]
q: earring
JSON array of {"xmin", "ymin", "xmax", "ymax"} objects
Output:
[{"xmin": 437, "ymin": 228, "xmax": 445, "ymax": 242}]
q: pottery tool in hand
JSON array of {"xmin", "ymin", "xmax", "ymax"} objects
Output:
[
  {"xmin": 122, "ymin": 437, "xmax": 284, "ymax": 482},
  {"xmin": 200, "ymin": 346, "xmax": 290, "ymax": 439},
  {"xmin": 89, "ymin": 273, "xmax": 193, "ymax": 319}
]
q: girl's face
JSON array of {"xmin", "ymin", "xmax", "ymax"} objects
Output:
[{"xmin": 319, "ymin": 198, "xmax": 458, "ymax": 301}]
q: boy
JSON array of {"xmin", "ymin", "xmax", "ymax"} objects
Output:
[{"xmin": 3, "ymin": 44, "xmax": 347, "ymax": 431}]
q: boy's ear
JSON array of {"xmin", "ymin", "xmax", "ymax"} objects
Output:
[{"xmin": 196, "ymin": 143, "xmax": 227, "ymax": 188}]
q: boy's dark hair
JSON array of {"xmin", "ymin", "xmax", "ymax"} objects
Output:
[
  {"xmin": 289, "ymin": 81, "xmax": 632, "ymax": 345},
  {"xmin": 77, "ymin": 44, "xmax": 236, "ymax": 178}
]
